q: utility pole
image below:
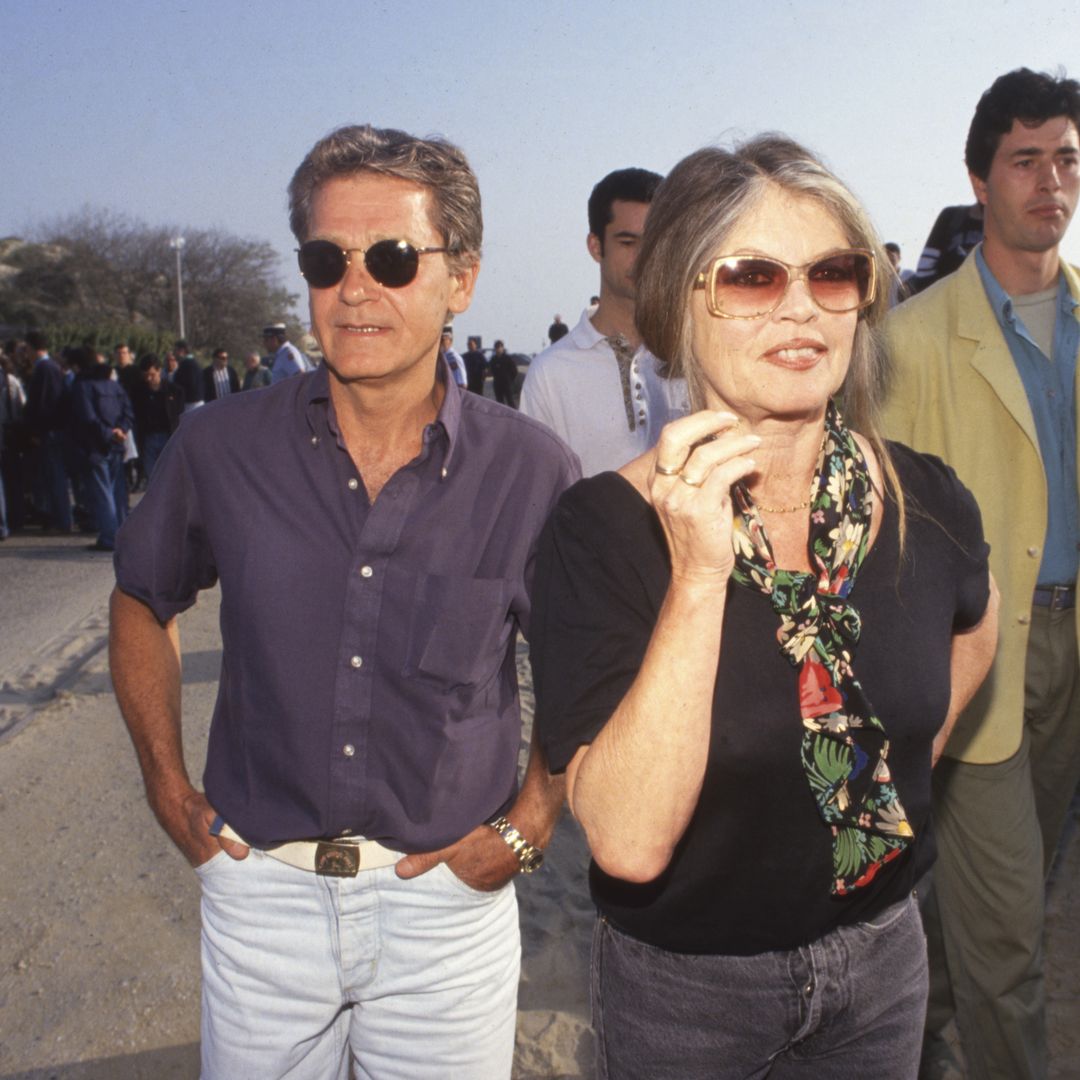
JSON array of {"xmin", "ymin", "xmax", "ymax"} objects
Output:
[{"xmin": 169, "ymin": 236, "xmax": 186, "ymax": 338}]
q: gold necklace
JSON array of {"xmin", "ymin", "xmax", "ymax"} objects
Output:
[{"xmin": 754, "ymin": 498, "xmax": 811, "ymax": 514}]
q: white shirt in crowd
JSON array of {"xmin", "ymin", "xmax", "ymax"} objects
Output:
[
  {"xmin": 519, "ymin": 309, "xmax": 688, "ymax": 477},
  {"xmin": 271, "ymin": 341, "xmax": 314, "ymax": 384}
]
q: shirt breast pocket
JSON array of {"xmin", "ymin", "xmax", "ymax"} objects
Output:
[{"xmin": 404, "ymin": 574, "xmax": 514, "ymax": 691}]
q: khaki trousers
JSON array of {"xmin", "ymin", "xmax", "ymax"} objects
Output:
[{"xmin": 921, "ymin": 604, "xmax": 1080, "ymax": 1080}]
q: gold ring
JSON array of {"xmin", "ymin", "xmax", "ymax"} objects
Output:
[
  {"xmin": 655, "ymin": 463, "xmax": 682, "ymax": 476},
  {"xmin": 679, "ymin": 473, "xmax": 705, "ymax": 488}
]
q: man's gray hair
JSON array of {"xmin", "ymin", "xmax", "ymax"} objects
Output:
[{"xmin": 288, "ymin": 125, "xmax": 482, "ymax": 272}]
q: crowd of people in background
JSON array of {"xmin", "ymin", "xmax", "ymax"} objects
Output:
[
  {"xmin": 437, "ymin": 327, "xmax": 524, "ymax": 406},
  {"xmin": 0, "ymin": 321, "xmax": 534, "ymax": 547},
  {"xmin": 0, "ymin": 326, "xmax": 306, "ymax": 547}
]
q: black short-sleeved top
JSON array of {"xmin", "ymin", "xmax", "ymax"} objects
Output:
[{"xmin": 532, "ymin": 443, "xmax": 990, "ymax": 955}]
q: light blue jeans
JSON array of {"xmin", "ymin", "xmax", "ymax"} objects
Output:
[
  {"xmin": 196, "ymin": 847, "xmax": 520, "ymax": 1079},
  {"xmin": 592, "ymin": 893, "xmax": 927, "ymax": 1079},
  {"xmin": 84, "ymin": 449, "xmax": 127, "ymax": 548}
]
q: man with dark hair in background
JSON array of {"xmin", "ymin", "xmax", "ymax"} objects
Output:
[
  {"xmin": 884, "ymin": 241, "xmax": 914, "ymax": 307},
  {"xmin": 547, "ymin": 314, "xmax": 568, "ymax": 343},
  {"xmin": 462, "ymin": 334, "xmax": 487, "ymax": 394},
  {"xmin": 130, "ymin": 354, "xmax": 182, "ymax": 481},
  {"xmin": 110, "ymin": 122, "xmax": 577, "ymax": 1078},
  {"xmin": 70, "ymin": 346, "xmax": 133, "ymax": 552},
  {"xmin": 114, "ymin": 343, "xmax": 143, "ymax": 495},
  {"xmin": 520, "ymin": 166, "xmax": 687, "ymax": 476},
  {"xmin": 23, "ymin": 330, "xmax": 72, "ymax": 532},
  {"xmin": 171, "ymin": 339, "xmax": 204, "ymax": 413},
  {"xmin": 885, "ymin": 67, "xmax": 1080, "ymax": 1080},
  {"xmin": 489, "ymin": 339, "xmax": 518, "ymax": 407},
  {"xmin": 440, "ymin": 326, "xmax": 467, "ymax": 388},
  {"xmin": 113, "ymin": 343, "xmax": 140, "ymax": 400},
  {"xmin": 201, "ymin": 348, "xmax": 240, "ymax": 402}
]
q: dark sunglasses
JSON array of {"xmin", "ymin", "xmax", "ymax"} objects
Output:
[
  {"xmin": 693, "ymin": 249, "xmax": 877, "ymax": 319},
  {"xmin": 296, "ymin": 238, "xmax": 449, "ymax": 290}
]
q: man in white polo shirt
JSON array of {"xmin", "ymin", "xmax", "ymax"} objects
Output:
[{"xmin": 520, "ymin": 167, "xmax": 687, "ymax": 476}]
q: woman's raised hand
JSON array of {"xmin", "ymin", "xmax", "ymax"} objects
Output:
[{"xmin": 648, "ymin": 411, "xmax": 760, "ymax": 585}]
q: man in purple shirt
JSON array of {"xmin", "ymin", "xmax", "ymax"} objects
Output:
[{"xmin": 109, "ymin": 124, "xmax": 578, "ymax": 1078}]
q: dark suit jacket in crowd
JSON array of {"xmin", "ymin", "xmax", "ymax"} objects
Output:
[
  {"xmin": 202, "ymin": 364, "xmax": 241, "ymax": 401},
  {"xmin": 132, "ymin": 380, "xmax": 184, "ymax": 447},
  {"xmin": 25, "ymin": 355, "xmax": 69, "ymax": 433},
  {"xmin": 173, "ymin": 355, "xmax": 204, "ymax": 405},
  {"xmin": 71, "ymin": 366, "xmax": 134, "ymax": 461}
]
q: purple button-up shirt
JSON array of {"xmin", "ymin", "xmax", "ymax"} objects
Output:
[{"xmin": 115, "ymin": 363, "xmax": 579, "ymax": 850}]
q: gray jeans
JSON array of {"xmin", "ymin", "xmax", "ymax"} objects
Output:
[{"xmin": 592, "ymin": 893, "xmax": 927, "ymax": 1079}]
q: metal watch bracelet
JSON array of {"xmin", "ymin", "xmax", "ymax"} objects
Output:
[{"xmin": 487, "ymin": 815, "xmax": 544, "ymax": 873}]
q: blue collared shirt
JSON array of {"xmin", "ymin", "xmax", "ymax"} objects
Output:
[
  {"xmin": 976, "ymin": 247, "xmax": 1080, "ymax": 585},
  {"xmin": 115, "ymin": 363, "xmax": 579, "ymax": 849}
]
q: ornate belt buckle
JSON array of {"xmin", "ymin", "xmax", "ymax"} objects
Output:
[{"xmin": 315, "ymin": 841, "xmax": 360, "ymax": 877}]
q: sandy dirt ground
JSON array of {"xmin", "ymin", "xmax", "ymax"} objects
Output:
[
  {"xmin": 0, "ymin": 531, "xmax": 1077, "ymax": 1079},
  {"xmin": 0, "ymin": 556, "xmax": 596, "ymax": 1079}
]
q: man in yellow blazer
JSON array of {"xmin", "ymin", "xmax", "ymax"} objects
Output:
[{"xmin": 885, "ymin": 68, "xmax": 1080, "ymax": 1080}]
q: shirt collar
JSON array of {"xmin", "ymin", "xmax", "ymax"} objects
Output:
[
  {"xmin": 567, "ymin": 308, "xmax": 653, "ymax": 359},
  {"xmin": 975, "ymin": 242, "xmax": 1078, "ymax": 331},
  {"xmin": 303, "ymin": 359, "xmax": 463, "ymax": 479},
  {"xmin": 567, "ymin": 309, "xmax": 607, "ymax": 350}
]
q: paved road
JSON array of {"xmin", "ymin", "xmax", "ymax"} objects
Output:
[
  {"xmin": 0, "ymin": 531, "xmax": 118, "ymax": 744},
  {"xmin": 0, "ymin": 532, "xmax": 217, "ymax": 1078}
]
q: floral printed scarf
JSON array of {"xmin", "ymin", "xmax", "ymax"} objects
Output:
[{"xmin": 730, "ymin": 401, "xmax": 913, "ymax": 896}]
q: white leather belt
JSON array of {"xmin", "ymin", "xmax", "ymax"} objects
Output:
[{"xmin": 218, "ymin": 822, "xmax": 401, "ymax": 877}]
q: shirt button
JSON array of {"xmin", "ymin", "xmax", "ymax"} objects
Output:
[
  {"xmin": 441, "ymin": 466, "xmax": 448, "ymax": 479},
  {"xmin": 343, "ymin": 744, "xmax": 355, "ymax": 757},
  {"xmin": 1027, "ymin": 547, "xmax": 1039, "ymax": 558},
  {"xmin": 360, "ymin": 565, "xmax": 373, "ymax": 578},
  {"xmin": 347, "ymin": 478, "xmax": 359, "ymax": 491},
  {"xmin": 350, "ymin": 655, "xmax": 363, "ymax": 668},
  {"xmin": 1018, "ymin": 614, "xmax": 1031, "ymax": 625},
  {"xmin": 310, "ymin": 435, "xmax": 319, "ymax": 447}
]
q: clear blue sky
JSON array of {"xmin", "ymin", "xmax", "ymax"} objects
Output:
[{"xmin": 2, "ymin": 0, "xmax": 1078, "ymax": 353}]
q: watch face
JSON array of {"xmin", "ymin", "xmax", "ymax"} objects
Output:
[{"xmin": 520, "ymin": 848, "xmax": 544, "ymax": 873}]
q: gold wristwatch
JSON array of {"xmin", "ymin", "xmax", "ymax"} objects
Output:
[{"xmin": 487, "ymin": 815, "xmax": 544, "ymax": 873}]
